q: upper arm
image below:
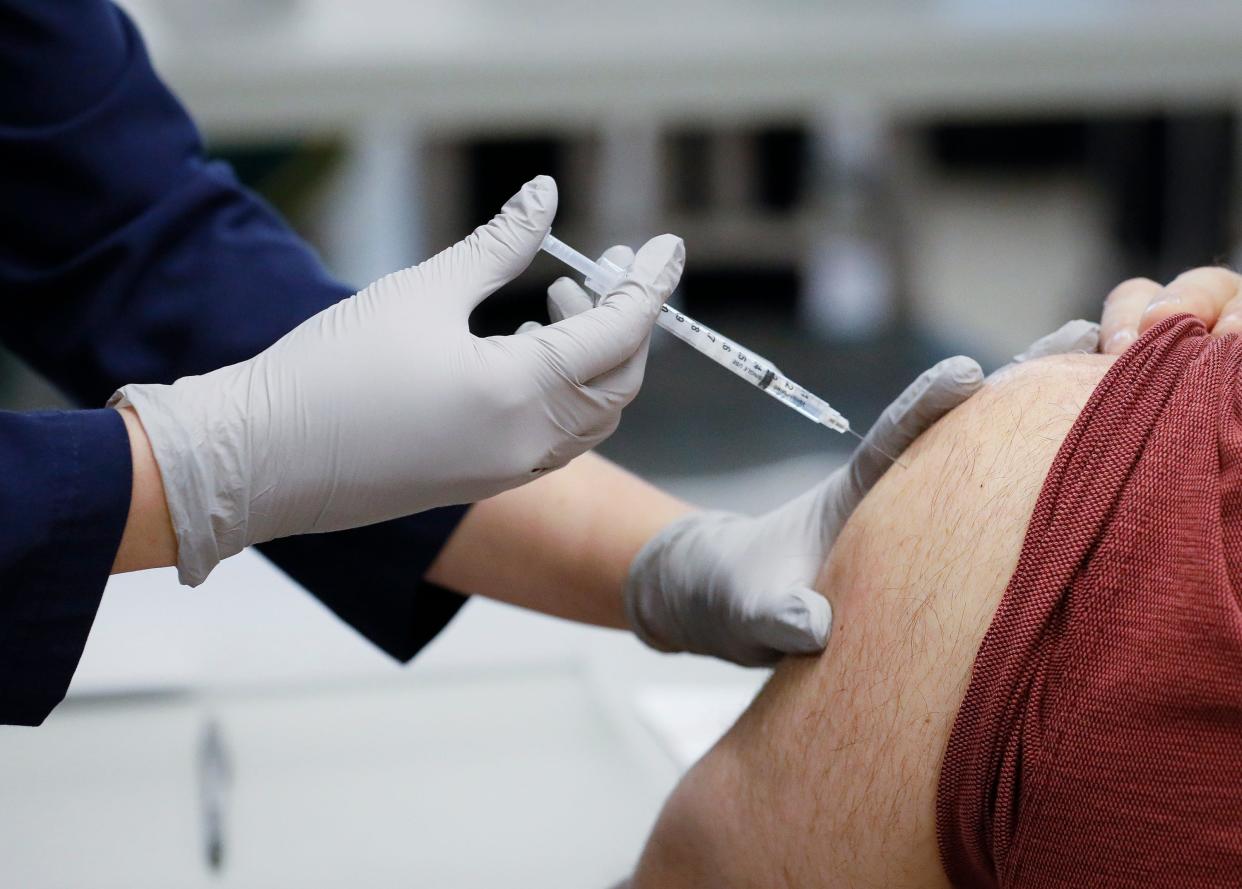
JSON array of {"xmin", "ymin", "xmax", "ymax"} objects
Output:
[{"xmin": 631, "ymin": 352, "xmax": 1114, "ymax": 889}]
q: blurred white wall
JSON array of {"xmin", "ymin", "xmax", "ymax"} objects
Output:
[{"xmin": 909, "ymin": 172, "xmax": 1112, "ymax": 363}]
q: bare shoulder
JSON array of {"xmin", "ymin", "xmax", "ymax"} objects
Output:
[
  {"xmin": 828, "ymin": 351, "xmax": 1115, "ymax": 619},
  {"xmin": 630, "ymin": 352, "xmax": 1115, "ymax": 889},
  {"xmin": 897, "ymin": 351, "xmax": 1114, "ymax": 500}
]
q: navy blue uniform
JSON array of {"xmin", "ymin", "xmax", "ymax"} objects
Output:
[{"xmin": 0, "ymin": 1, "xmax": 469, "ymax": 726}]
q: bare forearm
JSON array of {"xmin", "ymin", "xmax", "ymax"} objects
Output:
[
  {"xmin": 112, "ymin": 406, "xmax": 177, "ymax": 574},
  {"xmin": 426, "ymin": 452, "xmax": 693, "ymax": 629}
]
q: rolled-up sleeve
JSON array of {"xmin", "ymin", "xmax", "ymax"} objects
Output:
[
  {"xmin": 0, "ymin": 0, "xmax": 470, "ymax": 683},
  {"xmin": 0, "ymin": 408, "xmax": 131, "ymax": 726}
]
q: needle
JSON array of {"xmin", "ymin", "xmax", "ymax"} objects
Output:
[{"xmin": 847, "ymin": 427, "xmax": 908, "ymax": 469}]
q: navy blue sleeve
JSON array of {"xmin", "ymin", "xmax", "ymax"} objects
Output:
[
  {"xmin": 0, "ymin": 1, "xmax": 469, "ymax": 670},
  {"xmin": 0, "ymin": 409, "xmax": 132, "ymax": 726}
]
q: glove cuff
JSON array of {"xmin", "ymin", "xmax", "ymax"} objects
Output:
[{"xmin": 110, "ymin": 368, "xmax": 252, "ymax": 587}]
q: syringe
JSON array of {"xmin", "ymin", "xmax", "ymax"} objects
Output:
[{"xmin": 540, "ymin": 233, "xmax": 851, "ymax": 434}]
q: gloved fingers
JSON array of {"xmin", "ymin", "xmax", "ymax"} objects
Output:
[
  {"xmin": 546, "ymin": 277, "xmax": 595, "ymax": 323},
  {"xmin": 526, "ymin": 234, "xmax": 684, "ymax": 384},
  {"xmin": 1139, "ymin": 266, "xmax": 1242, "ymax": 339},
  {"xmin": 739, "ymin": 587, "xmax": 832, "ymax": 665},
  {"xmin": 1012, "ymin": 319, "xmax": 1099, "ymax": 364},
  {"xmin": 547, "ymin": 248, "xmax": 650, "ymax": 397},
  {"xmin": 598, "ymin": 243, "xmax": 637, "ymax": 272},
  {"xmin": 546, "ymin": 247, "xmax": 630, "ymax": 322},
  {"xmin": 776, "ymin": 586, "xmax": 833, "ymax": 652},
  {"xmin": 581, "ymin": 331, "xmax": 654, "ymax": 405},
  {"xmin": 546, "ymin": 244, "xmax": 635, "ymax": 321},
  {"xmin": 514, "ymin": 249, "xmax": 635, "ymax": 358},
  {"xmin": 838, "ymin": 356, "xmax": 984, "ymax": 516},
  {"xmin": 526, "ymin": 326, "xmax": 652, "ymax": 447},
  {"xmin": 435, "ymin": 175, "xmax": 558, "ymax": 315}
]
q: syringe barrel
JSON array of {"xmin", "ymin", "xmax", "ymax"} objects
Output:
[{"xmin": 539, "ymin": 231, "xmax": 851, "ymax": 435}]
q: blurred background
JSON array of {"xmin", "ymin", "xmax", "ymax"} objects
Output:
[{"xmin": 3, "ymin": 0, "xmax": 1242, "ymax": 885}]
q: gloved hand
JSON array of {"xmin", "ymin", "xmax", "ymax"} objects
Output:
[
  {"xmin": 622, "ymin": 319, "xmax": 1100, "ymax": 666},
  {"xmin": 112, "ymin": 176, "xmax": 685, "ymax": 586}
]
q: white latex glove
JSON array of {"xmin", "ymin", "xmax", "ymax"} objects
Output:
[
  {"xmin": 622, "ymin": 320, "xmax": 1100, "ymax": 666},
  {"xmin": 112, "ymin": 177, "xmax": 686, "ymax": 586},
  {"xmin": 518, "ymin": 243, "xmax": 641, "ymax": 344}
]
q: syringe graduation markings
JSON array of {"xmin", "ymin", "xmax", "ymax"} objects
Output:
[{"xmin": 540, "ymin": 233, "xmax": 851, "ymax": 434}]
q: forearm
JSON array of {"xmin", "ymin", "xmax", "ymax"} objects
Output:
[
  {"xmin": 111, "ymin": 406, "xmax": 176, "ymax": 573},
  {"xmin": 426, "ymin": 452, "xmax": 693, "ymax": 629}
]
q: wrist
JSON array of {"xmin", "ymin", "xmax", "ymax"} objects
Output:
[{"xmin": 112, "ymin": 405, "xmax": 177, "ymax": 573}]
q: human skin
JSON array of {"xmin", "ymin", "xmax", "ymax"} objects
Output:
[
  {"xmin": 426, "ymin": 453, "xmax": 692, "ymax": 629},
  {"xmin": 628, "ymin": 352, "xmax": 1115, "ymax": 889},
  {"xmin": 1100, "ymin": 265, "xmax": 1242, "ymax": 353},
  {"xmin": 112, "ymin": 405, "xmax": 177, "ymax": 573}
]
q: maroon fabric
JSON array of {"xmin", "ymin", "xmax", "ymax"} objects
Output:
[{"xmin": 937, "ymin": 315, "xmax": 1242, "ymax": 888}]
